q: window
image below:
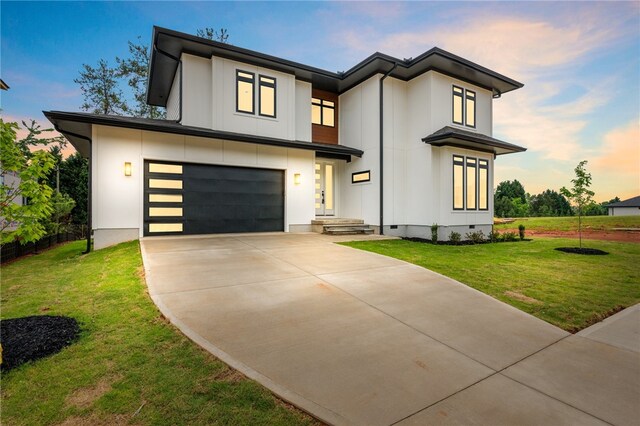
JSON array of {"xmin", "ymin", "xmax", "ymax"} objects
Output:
[
  {"xmin": 466, "ymin": 157, "xmax": 477, "ymax": 210},
  {"xmin": 465, "ymin": 90, "xmax": 476, "ymax": 127},
  {"xmin": 453, "ymin": 155, "xmax": 489, "ymax": 211},
  {"xmin": 452, "ymin": 86, "xmax": 476, "ymax": 128},
  {"xmin": 352, "ymin": 170, "xmax": 370, "ymax": 183},
  {"xmin": 312, "ymin": 98, "xmax": 335, "ymax": 127},
  {"xmin": 478, "ymin": 159, "xmax": 488, "ymax": 210},
  {"xmin": 236, "ymin": 70, "xmax": 255, "ymax": 114},
  {"xmin": 259, "ymin": 76, "xmax": 276, "ymax": 117},
  {"xmin": 452, "ymin": 86, "xmax": 464, "ymax": 125},
  {"xmin": 453, "ymin": 155, "xmax": 464, "ymax": 210}
]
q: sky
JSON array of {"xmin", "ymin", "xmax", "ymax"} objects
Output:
[{"xmin": 1, "ymin": 1, "xmax": 639, "ymax": 202}]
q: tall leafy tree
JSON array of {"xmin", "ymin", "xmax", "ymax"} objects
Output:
[
  {"xmin": 75, "ymin": 59, "xmax": 129, "ymax": 115},
  {"xmin": 494, "ymin": 180, "xmax": 527, "ymax": 217},
  {"xmin": 1, "ymin": 119, "xmax": 56, "ymax": 243},
  {"xmin": 561, "ymin": 160, "xmax": 595, "ymax": 248},
  {"xmin": 117, "ymin": 37, "xmax": 165, "ymax": 119},
  {"xmin": 529, "ymin": 189, "xmax": 572, "ymax": 217}
]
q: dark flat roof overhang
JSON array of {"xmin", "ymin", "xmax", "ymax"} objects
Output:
[
  {"xmin": 148, "ymin": 26, "xmax": 523, "ymax": 107},
  {"xmin": 43, "ymin": 111, "xmax": 363, "ymax": 160},
  {"xmin": 422, "ymin": 126, "xmax": 526, "ymax": 156}
]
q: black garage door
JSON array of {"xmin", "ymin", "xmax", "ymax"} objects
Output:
[{"xmin": 144, "ymin": 161, "xmax": 284, "ymax": 236}]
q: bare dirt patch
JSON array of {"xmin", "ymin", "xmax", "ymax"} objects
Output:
[
  {"xmin": 213, "ymin": 367, "xmax": 245, "ymax": 383},
  {"xmin": 518, "ymin": 229, "xmax": 640, "ymax": 243},
  {"xmin": 504, "ymin": 291, "xmax": 542, "ymax": 305},
  {"xmin": 65, "ymin": 375, "xmax": 121, "ymax": 409}
]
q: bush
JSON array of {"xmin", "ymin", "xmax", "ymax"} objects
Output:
[
  {"xmin": 518, "ymin": 224, "xmax": 526, "ymax": 240},
  {"xmin": 465, "ymin": 230, "xmax": 485, "ymax": 244},
  {"xmin": 449, "ymin": 231, "xmax": 461, "ymax": 244},
  {"xmin": 488, "ymin": 230, "xmax": 501, "ymax": 242},
  {"xmin": 502, "ymin": 231, "xmax": 518, "ymax": 242},
  {"xmin": 431, "ymin": 223, "xmax": 439, "ymax": 244}
]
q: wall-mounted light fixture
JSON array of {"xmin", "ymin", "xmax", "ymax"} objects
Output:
[
  {"xmin": 124, "ymin": 162, "xmax": 132, "ymax": 176},
  {"xmin": 293, "ymin": 173, "xmax": 301, "ymax": 185}
]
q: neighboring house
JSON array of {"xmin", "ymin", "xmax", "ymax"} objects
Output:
[
  {"xmin": 607, "ymin": 196, "xmax": 640, "ymax": 216},
  {"xmin": 45, "ymin": 26, "xmax": 526, "ymax": 250}
]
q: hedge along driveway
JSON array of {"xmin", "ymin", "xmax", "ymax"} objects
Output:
[
  {"xmin": 0, "ymin": 241, "xmax": 317, "ymax": 426},
  {"xmin": 341, "ymin": 238, "xmax": 640, "ymax": 332}
]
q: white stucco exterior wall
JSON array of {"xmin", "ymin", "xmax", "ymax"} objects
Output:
[
  {"xmin": 91, "ymin": 125, "xmax": 315, "ymax": 249},
  {"xmin": 608, "ymin": 206, "xmax": 640, "ymax": 216}
]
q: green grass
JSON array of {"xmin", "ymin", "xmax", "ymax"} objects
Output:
[
  {"xmin": 341, "ymin": 238, "xmax": 640, "ymax": 332},
  {"xmin": 494, "ymin": 215, "xmax": 640, "ymax": 232},
  {"xmin": 1, "ymin": 241, "xmax": 317, "ymax": 426}
]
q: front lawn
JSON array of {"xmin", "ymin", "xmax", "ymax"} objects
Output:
[
  {"xmin": 0, "ymin": 241, "xmax": 317, "ymax": 425},
  {"xmin": 341, "ymin": 238, "xmax": 640, "ymax": 332},
  {"xmin": 494, "ymin": 215, "xmax": 640, "ymax": 232}
]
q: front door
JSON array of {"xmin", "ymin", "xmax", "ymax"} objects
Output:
[{"xmin": 315, "ymin": 161, "xmax": 335, "ymax": 216}]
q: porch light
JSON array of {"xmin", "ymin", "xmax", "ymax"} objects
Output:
[
  {"xmin": 124, "ymin": 162, "xmax": 132, "ymax": 176},
  {"xmin": 294, "ymin": 173, "xmax": 301, "ymax": 185}
]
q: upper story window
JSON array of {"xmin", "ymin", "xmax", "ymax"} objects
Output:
[
  {"xmin": 236, "ymin": 70, "xmax": 277, "ymax": 118},
  {"xmin": 236, "ymin": 71, "xmax": 255, "ymax": 114},
  {"xmin": 259, "ymin": 76, "xmax": 276, "ymax": 117},
  {"xmin": 311, "ymin": 98, "xmax": 335, "ymax": 127},
  {"xmin": 452, "ymin": 85, "xmax": 476, "ymax": 128},
  {"xmin": 453, "ymin": 155, "xmax": 489, "ymax": 211}
]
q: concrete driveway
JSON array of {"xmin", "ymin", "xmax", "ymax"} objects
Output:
[{"xmin": 141, "ymin": 233, "xmax": 639, "ymax": 425}]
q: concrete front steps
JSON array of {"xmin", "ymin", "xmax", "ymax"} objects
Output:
[{"xmin": 311, "ymin": 218, "xmax": 375, "ymax": 235}]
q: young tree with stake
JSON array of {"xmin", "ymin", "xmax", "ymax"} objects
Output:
[{"xmin": 561, "ymin": 160, "xmax": 595, "ymax": 249}]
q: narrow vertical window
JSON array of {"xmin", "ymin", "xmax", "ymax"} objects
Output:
[
  {"xmin": 453, "ymin": 155, "xmax": 464, "ymax": 210},
  {"xmin": 466, "ymin": 90, "xmax": 476, "ymax": 128},
  {"xmin": 259, "ymin": 75, "xmax": 276, "ymax": 117},
  {"xmin": 311, "ymin": 98, "xmax": 322, "ymax": 124},
  {"xmin": 466, "ymin": 157, "xmax": 477, "ymax": 210},
  {"xmin": 452, "ymin": 86, "xmax": 464, "ymax": 125},
  {"xmin": 236, "ymin": 70, "xmax": 255, "ymax": 114},
  {"xmin": 478, "ymin": 159, "xmax": 488, "ymax": 210}
]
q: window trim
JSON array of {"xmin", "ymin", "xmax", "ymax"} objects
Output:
[
  {"xmin": 258, "ymin": 75, "xmax": 277, "ymax": 118},
  {"xmin": 312, "ymin": 98, "xmax": 335, "ymax": 127},
  {"xmin": 236, "ymin": 70, "xmax": 255, "ymax": 115},
  {"xmin": 465, "ymin": 89, "xmax": 476, "ymax": 128},
  {"xmin": 452, "ymin": 85, "xmax": 464, "ymax": 125},
  {"xmin": 351, "ymin": 170, "xmax": 371, "ymax": 184},
  {"xmin": 478, "ymin": 159, "xmax": 489, "ymax": 210},
  {"xmin": 452, "ymin": 155, "xmax": 465, "ymax": 210}
]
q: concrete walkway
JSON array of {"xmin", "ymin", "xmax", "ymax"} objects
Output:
[{"xmin": 140, "ymin": 233, "xmax": 639, "ymax": 426}]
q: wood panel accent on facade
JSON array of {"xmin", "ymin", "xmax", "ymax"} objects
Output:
[{"xmin": 312, "ymin": 88, "xmax": 339, "ymax": 145}]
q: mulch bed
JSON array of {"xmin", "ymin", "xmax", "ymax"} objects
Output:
[
  {"xmin": 554, "ymin": 247, "xmax": 609, "ymax": 255},
  {"xmin": 1, "ymin": 315, "xmax": 80, "ymax": 371}
]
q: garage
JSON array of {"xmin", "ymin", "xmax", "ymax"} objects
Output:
[{"xmin": 144, "ymin": 160, "xmax": 284, "ymax": 236}]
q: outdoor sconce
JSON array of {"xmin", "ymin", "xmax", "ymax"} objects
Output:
[
  {"xmin": 294, "ymin": 173, "xmax": 301, "ymax": 185},
  {"xmin": 124, "ymin": 162, "xmax": 132, "ymax": 176}
]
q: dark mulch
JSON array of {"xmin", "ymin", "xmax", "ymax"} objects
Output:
[
  {"xmin": 554, "ymin": 247, "xmax": 609, "ymax": 255},
  {"xmin": 0, "ymin": 315, "xmax": 80, "ymax": 371}
]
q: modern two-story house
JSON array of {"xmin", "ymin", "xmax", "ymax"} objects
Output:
[{"xmin": 45, "ymin": 26, "xmax": 526, "ymax": 250}]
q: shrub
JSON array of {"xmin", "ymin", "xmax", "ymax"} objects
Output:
[
  {"xmin": 449, "ymin": 231, "xmax": 461, "ymax": 244},
  {"xmin": 431, "ymin": 223, "xmax": 439, "ymax": 244},
  {"xmin": 502, "ymin": 231, "xmax": 518, "ymax": 242},
  {"xmin": 488, "ymin": 230, "xmax": 501, "ymax": 242},
  {"xmin": 518, "ymin": 224, "xmax": 526, "ymax": 240},
  {"xmin": 465, "ymin": 230, "xmax": 485, "ymax": 244}
]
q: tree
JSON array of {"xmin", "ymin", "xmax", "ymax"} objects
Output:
[
  {"xmin": 196, "ymin": 27, "xmax": 229, "ymax": 43},
  {"xmin": 58, "ymin": 153, "xmax": 89, "ymax": 225},
  {"xmin": 1, "ymin": 119, "xmax": 56, "ymax": 244},
  {"xmin": 529, "ymin": 189, "xmax": 572, "ymax": 217},
  {"xmin": 16, "ymin": 119, "xmax": 66, "ymax": 158},
  {"xmin": 561, "ymin": 160, "xmax": 595, "ymax": 248},
  {"xmin": 75, "ymin": 59, "xmax": 129, "ymax": 115},
  {"xmin": 494, "ymin": 180, "xmax": 527, "ymax": 217},
  {"xmin": 117, "ymin": 37, "xmax": 165, "ymax": 119}
]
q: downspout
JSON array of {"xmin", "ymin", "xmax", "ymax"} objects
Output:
[
  {"xmin": 153, "ymin": 41, "xmax": 183, "ymax": 123},
  {"xmin": 53, "ymin": 125, "xmax": 92, "ymax": 254},
  {"xmin": 379, "ymin": 61, "xmax": 398, "ymax": 235}
]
